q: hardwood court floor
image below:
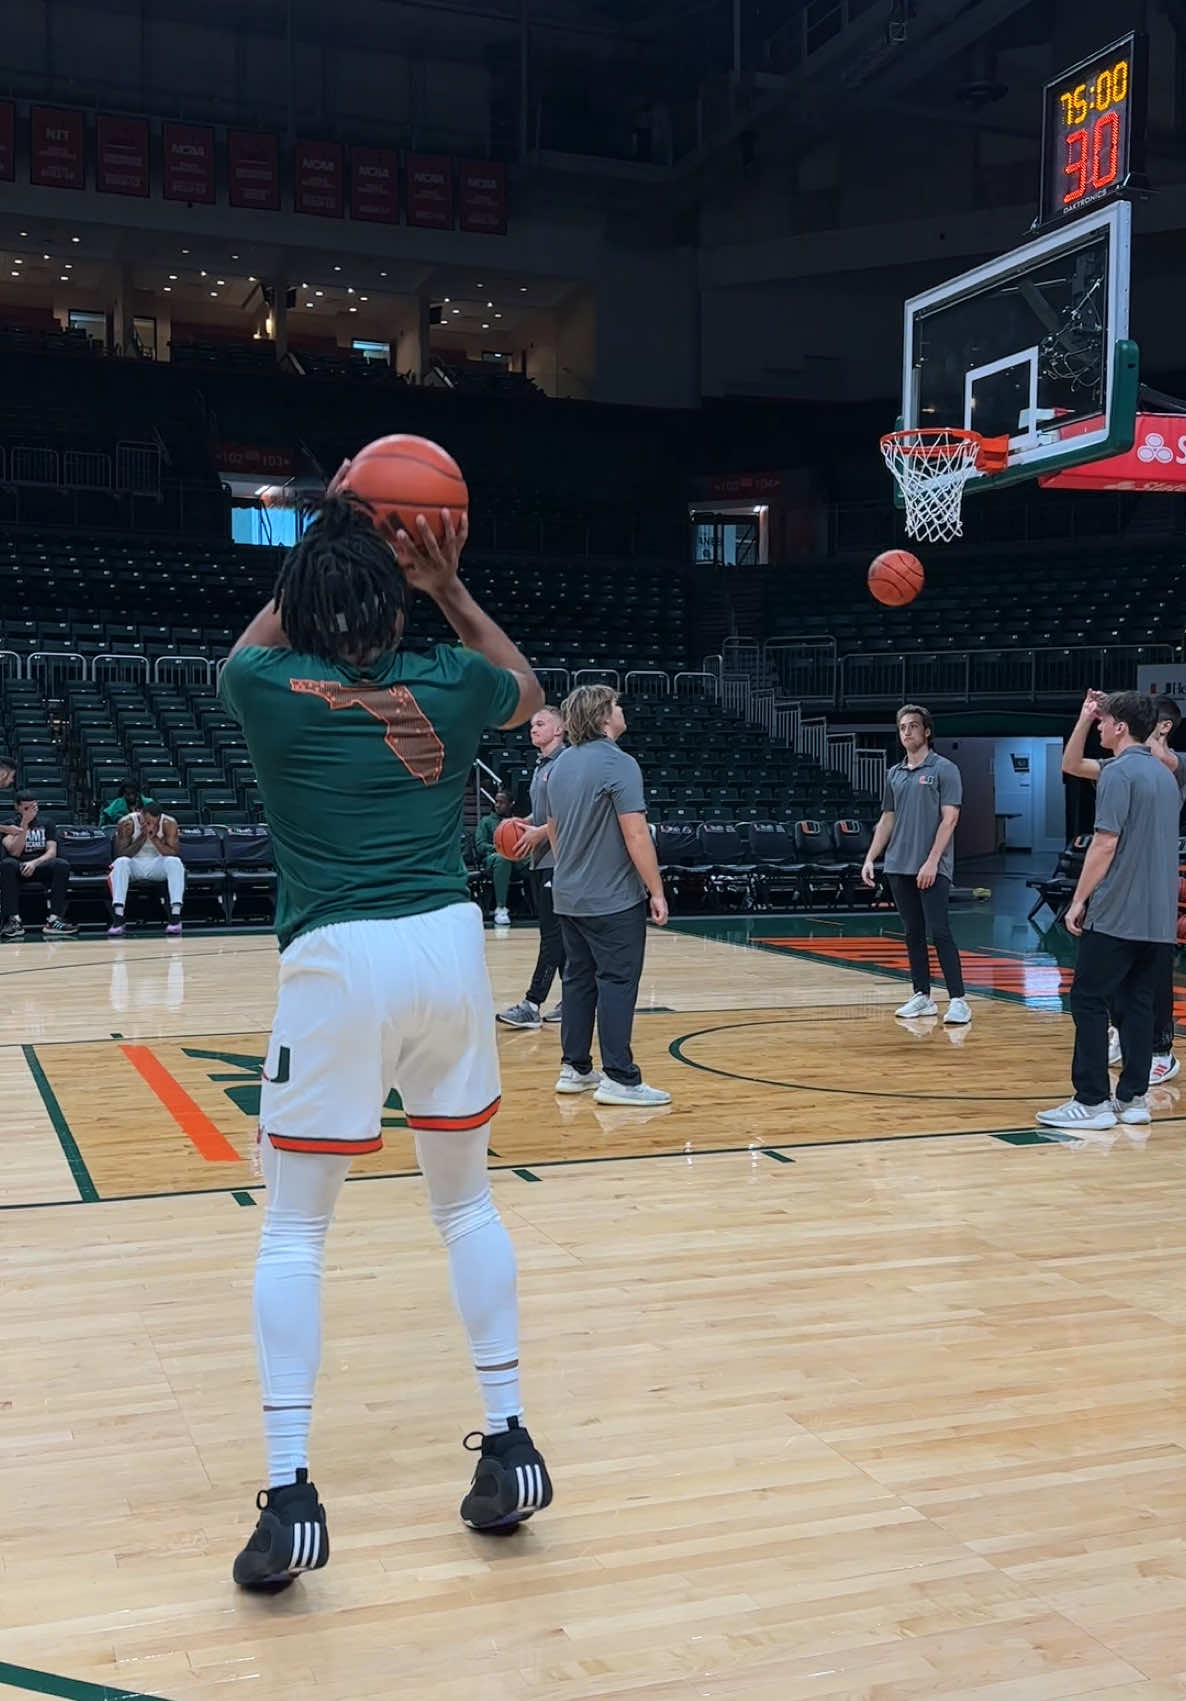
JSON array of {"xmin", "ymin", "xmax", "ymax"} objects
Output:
[{"xmin": 2, "ymin": 911, "xmax": 1186, "ymax": 1701}]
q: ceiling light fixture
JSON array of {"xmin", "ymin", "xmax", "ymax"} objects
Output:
[
  {"xmin": 169, "ymin": 273, "xmax": 178, "ymax": 280},
  {"xmin": 359, "ymin": 295, "xmax": 368, "ymax": 301},
  {"xmin": 231, "ymin": 253, "xmax": 239, "ymax": 259},
  {"xmin": 163, "ymin": 286, "xmax": 171, "ymax": 292},
  {"xmin": 59, "ymin": 274, "xmax": 68, "ymax": 282},
  {"xmin": 200, "ymin": 270, "xmax": 207, "ymax": 277},
  {"xmin": 315, "ymin": 289, "xmax": 324, "ymax": 296},
  {"xmin": 71, "ymin": 235, "xmax": 79, "ymax": 243},
  {"xmin": 333, "ymin": 264, "xmax": 341, "ymax": 271},
  {"xmin": 348, "ymin": 305, "xmax": 357, "ymax": 313},
  {"xmin": 482, "ymin": 322, "xmax": 490, "ymax": 329},
  {"xmin": 181, "ymin": 247, "xmax": 189, "ymax": 254},
  {"xmin": 216, "ymin": 278, "xmax": 225, "ymax": 285},
  {"xmin": 209, "ymin": 290, "xmax": 217, "ymax": 297},
  {"xmin": 520, "ymin": 285, "xmax": 527, "ymax": 292}
]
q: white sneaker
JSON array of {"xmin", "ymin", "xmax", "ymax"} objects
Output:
[
  {"xmin": 1149, "ymin": 1055, "xmax": 1180, "ymax": 1086},
  {"xmin": 554, "ymin": 1064, "xmax": 601, "ymax": 1094},
  {"xmin": 1035, "ymin": 1098, "xmax": 1117, "ymax": 1131},
  {"xmin": 1108, "ymin": 1027, "xmax": 1122, "ymax": 1067},
  {"xmin": 493, "ymin": 907, "xmax": 511, "ymax": 928},
  {"xmin": 944, "ymin": 998, "xmax": 972, "ymax": 1025},
  {"xmin": 895, "ymin": 993, "xmax": 938, "ymax": 1019},
  {"xmin": 1115, "ymin": 1094, "xmax": 1151, "ymax": 1125},
  {"xmin": 593, "ymin": 1080, "xmax": 672, "ymax": 1107}
]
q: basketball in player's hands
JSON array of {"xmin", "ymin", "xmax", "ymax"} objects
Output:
[
  {"xmin": 493, "ymin": 817, "xmax": 530, "ymax": 859},
  {"xmin": 868, "ymin": 549, "xmax": 925, "ymax": 607},
  {"xmin": 335, "ymin": 435, "xmax": 469, "ymax": 545}
]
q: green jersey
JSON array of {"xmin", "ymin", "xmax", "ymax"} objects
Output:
[{"xmin": 219, "ymin": 643, "xmax": 520, "ymax": 952}]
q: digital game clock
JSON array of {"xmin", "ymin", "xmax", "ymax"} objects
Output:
[{"xmin": 1039, "ymin": 32, "xmax": 1147, "ymax": 228}]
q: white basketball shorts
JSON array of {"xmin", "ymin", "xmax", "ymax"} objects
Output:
[{"xmin": 259, "ymin": 903, "xmax": 500, "ymax": 1156}]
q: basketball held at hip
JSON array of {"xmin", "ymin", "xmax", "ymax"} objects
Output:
[
  {"xmin": 868, "ymin": 549, "xmax": 925, "ymax": 607},
  {"xmin": 493, "ymin": 817, "xmax": 530, "ymax": 859},
  {"xmin": 333, "ymin": 434, "xmax": 469, "ymax": 545}
]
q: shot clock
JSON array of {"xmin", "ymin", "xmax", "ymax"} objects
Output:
[{"xmin": 1039, "ymin": 32, "xmax": 1148, "ymax": 227}]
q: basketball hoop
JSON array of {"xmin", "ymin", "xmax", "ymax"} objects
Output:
[{"xmin": 880, "ymin": 428, "xmax": 1009, "ymax": 544}]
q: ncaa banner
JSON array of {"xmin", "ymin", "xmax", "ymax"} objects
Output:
[
  {"xmin": 30, "ymin": 106, "xmax": 84, "ymax": 189},
  {"xmin": 457, "ymin": 160, "xmax": 507, "ymax": 234},
  {"xmin": 228, "ymin": 129, "xmax": 280, "ymax": 210},
  {"xmin": 162, "ymin": 122, "xmax": 215, "ymax": 203},
  {"xmin": 0, "ymin": 103, "xmax": 14, "ymax": 181},
  {"xmin": 96, "ymin": 115, "xmax": 149, "ymax": 196},
  {"xmin": 405, "ymin": 153, "xmax": 452, "ymax": 229},
  {"xmin": 350, "ymin": 146, "xmax": 398, "ymax": 223},
  {"xmin": 294, "ymin": 139, "xmax": 343, "ymax": 217}
]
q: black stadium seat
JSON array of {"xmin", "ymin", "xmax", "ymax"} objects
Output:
[
  {"xmin": 178, "ymin": 827, "xmax": 228, "ymax": 923},
  {"xmin": 223, "ymin": 825, "xmax": 277, "ymax": 922}
]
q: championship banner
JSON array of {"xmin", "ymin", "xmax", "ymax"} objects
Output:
[
  {"xmin": 405, "ymin": 154, "xmax": 452, "ymax": 229},
  {"xmin": 162, "ymin": 122, "xmax": 215, "ymax": 203},
  {"xmin": 294, "ymin": 139, "xmax": 343, "ymax": 217},
  {"xmin": 96, "ymin": 115, "xmax": 149, "ymax": 196},
  {"xmin": 350, "ymin": 146, "xmax": 398, "ymax": 223},
  {"xmin": 0, "ymin": 103, "xmax": 14, "ymax": 182},
  {"xmin": 457, "ymin": 160, "xmax": 507, "ymax": 234},
  {"xmin": 30, "ymin": 106, "xmax": 84, "ymax": 189},
  {"xmin": 228, "ymin": 129, "xmax": 280, "ymax": 211}
]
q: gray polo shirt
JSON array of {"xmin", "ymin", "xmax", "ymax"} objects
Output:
[
  {"xmin": 528, "ymin": 744, "xmax": 564, "ymax": 872},
  {"xmin": 882, "ymin": 750, "xmax": 963, "ymax": 881},
  {"xmin": 1087, "ymin": 744, "xmax": 1180, "ymax": 944},
  {"xmin": 546, "ymin": 738, "xmax": 648, "ymax": 918}
]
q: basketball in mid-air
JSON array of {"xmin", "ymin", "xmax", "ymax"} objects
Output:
[
  {"xmin": 868, "ymin": 549, "xmax": 925, "ymax": 607},
  {"xmin": 337, "ymin": 434, "xmax": 468, "ymax": 544},
  {"xmin": 493, "ymin": 817, "xmax": 530, "ymax": 859}
]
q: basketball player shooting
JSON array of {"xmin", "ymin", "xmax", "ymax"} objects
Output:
[{"xmin": 219, "ymin": 488, "xmax": 551, "ymax": 1591}]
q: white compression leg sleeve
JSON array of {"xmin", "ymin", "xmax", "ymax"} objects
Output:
[
  {"xmin": 162, "ymin": 855, "xmax": 186, "ymax": 907},
  {"xmin": 253, "ymin": 1137, "xmax": 351, "ymax": 1486},
  {"xmin": 415, "ymin": 1125, "xmax": 522, "ymax": 1431},
  {"xmin": 109, "ymin": 857, "xmax": 132, "ymax": 908}
]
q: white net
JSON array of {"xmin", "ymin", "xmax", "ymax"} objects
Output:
[{"xmin": 880, "ymin": 429, "xmax": 983, "ymax": 544}]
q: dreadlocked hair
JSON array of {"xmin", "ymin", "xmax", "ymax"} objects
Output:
[{"xmin": 273, "ymin": 494, "xmax": 408, "ymax": 664}]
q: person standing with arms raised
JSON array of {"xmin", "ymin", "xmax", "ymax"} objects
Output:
[
  {"xmin": 1038, "ymin": 690, "xmax": 1182, "ymax": 1132},
  {"xmin": 861, "ymin": 703, "xmax": 970, "ymax": 1025}
]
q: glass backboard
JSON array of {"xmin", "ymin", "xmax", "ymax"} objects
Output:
[{"xmin": 901, "ymin": 201, "xmax": 1137, "ymax": 492}]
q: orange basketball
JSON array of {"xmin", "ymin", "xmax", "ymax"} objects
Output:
[
  {"xmin": 1178, "ymin": 914, "xmax": 1186, "ymax": 943},
  {"xmin": 338, "ymin": 434, "xmax": 468, "ymax": 544},
  {"xmin": 868, "ymin": 549, "xmax": 925, "ymax": 607},
  {"xmin": 493, "ymin": 817, "xmax": 529, "ymax": 858}
]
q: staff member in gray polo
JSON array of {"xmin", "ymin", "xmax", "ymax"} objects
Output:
[
  {"xmin": 861, "ymin": 703, "xmax": 970, "ymax": 1025},
  {"xmin": 1038, "ymin": 689, "xmax": 1181, "ymax": 1132},
  {"xmin": 545, "ymin": 684, "xmax": 670, "ymax": 1107}
]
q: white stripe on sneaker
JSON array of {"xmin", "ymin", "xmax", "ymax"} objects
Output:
[{"xmin": 289, "ymin": 1521, "xmax": 320, "ymax": 1570}]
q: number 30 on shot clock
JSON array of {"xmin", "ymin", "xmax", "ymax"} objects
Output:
[{"xmin": 1039, "ymin": 32, "xmax": 1148, "ymax": 228}]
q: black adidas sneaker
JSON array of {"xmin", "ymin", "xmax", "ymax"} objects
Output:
[
  {"xmin": 232, "ymin": 1469, "xmax": 330, "ymax": 1591},
  {"xmin": 460, "ymin": 1417, "xmax": 553, "ymax": 1532}
]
